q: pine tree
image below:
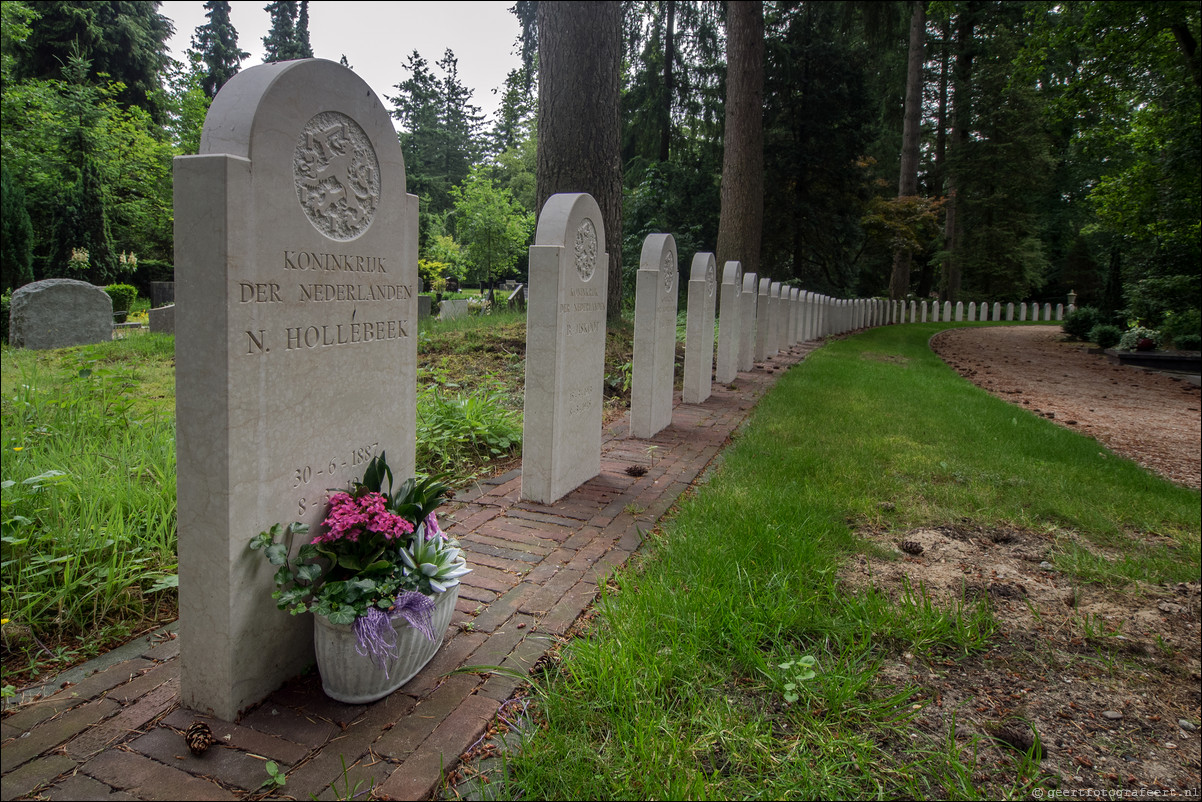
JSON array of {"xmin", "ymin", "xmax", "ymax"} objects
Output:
[
  {"xmin": 48, "ymin": 158, "xmax": 118, "ymax": 283},
  {"xmin": 192, "ymin": 0, "xmax": 249, "ymax": 98},
  {"xmin": 1, "ymin": 162, "xmax": 35, "ymax": 291},
  {"xmin": 14, "ymin": 1, "xmax": 174, "ymax": 123},
  {"xmin": 263, "ymin": 1, "xmax": 298, "ymax": 62},
  {"xmin": 296, "ymin": 0, "xmax": 314, "ymax": 58}
]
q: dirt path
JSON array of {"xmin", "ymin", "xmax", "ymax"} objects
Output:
[
  {"xmin": 931, "ymin": 325, "xmax": 1201, "ymax": 489},
  {"xmin": 837, "ymin": 325, "xmax": 1201, "ymax": 795}
]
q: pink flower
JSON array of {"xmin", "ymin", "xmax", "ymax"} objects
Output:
[{"xmin": 313, "ymin": 492, "xmax": 414, "ymax": 544}]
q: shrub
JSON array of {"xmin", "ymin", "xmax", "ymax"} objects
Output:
[
  {"xmin": 104, "ymin": 283, "xmax": 138, "ymax": 314},
  {"xmin": 1062, "ymin": 306, "xmax": 1102, "ymax": 340},
  {"xmin": 1117, "ymin": 326, "xmax": 1162, "ymax": 352},
  {"xmin": 1, "ymin": 289, "xmax": 10, "ymax": 344},
  {"xmin": 1088, "ymin": 324, "xmax": 1122, "ymax": 349},
  {"xmin": 1171, "ymin": 334, "xmax": 1201, "ymax": 351}
]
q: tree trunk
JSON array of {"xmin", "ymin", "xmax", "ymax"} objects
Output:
[
  {"xmin": 716, "ymin": 0, "xmax": 765, "ymax": 280},
  {"xmin": 889, "ymin": 0, "xmax": 926, "ymax": 301},
  {"xmin": 536, "ymin": 1, "xmax": 624, "ymax": 319},
  {"xmin": 660, "ymin": 0, "xmax": 676, "ymax": 163}
]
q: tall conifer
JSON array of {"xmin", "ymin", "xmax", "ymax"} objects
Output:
[{"xmin": 193, "ymin": 0, "xmax": 248, "ymax": 98}]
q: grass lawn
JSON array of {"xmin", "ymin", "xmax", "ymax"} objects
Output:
[{"xmin": 496, "ymin": 323, "xmax": 1200, "ymax": 800}]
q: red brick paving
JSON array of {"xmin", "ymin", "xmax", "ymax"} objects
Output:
[{"xmin": 0, "ymin": 345, "xmax": 816, "ymax": 801}]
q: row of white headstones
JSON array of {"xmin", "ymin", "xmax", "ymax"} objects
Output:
[{"xmin": 174, "ymin": 59, "xmax": 1066, "ymax": 720}]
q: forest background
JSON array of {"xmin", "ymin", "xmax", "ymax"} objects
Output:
[{"xmin": 1, "ymin": 0, "xmax": 1198, "ymax": 342}]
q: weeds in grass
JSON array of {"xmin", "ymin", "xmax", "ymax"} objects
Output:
[{"xmin": 416, "ymin": 386, "xmax": 522, "ymax": 477}]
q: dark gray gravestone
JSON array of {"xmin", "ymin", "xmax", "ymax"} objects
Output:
[{"xmin": 8, "ymin": 279, "xmax": 112, "ymax": 349}]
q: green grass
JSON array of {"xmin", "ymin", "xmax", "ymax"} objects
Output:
[
  {"xmin": 500, "ymin": 322, "xmax": 1200, "ymax": 800},
  {"xmin": 2, "ymin": 335, "xmax": 178, "ymax": 680}
]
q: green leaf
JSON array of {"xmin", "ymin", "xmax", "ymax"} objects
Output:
[{"xmin": 264, "ymin": 543, "xmax": 288, "ymax": 566}]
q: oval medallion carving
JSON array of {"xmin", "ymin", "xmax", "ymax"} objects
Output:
[
  {"xmin": 574, "ymin": 218, "xmax": 598, "ymax": 282},
  {"xmin": 706, "ymin": 262, "xmax": 716, "ymax": 298},
  {"xmin": 294, "ymin": 111, "xmax": 380, "ymax": 240},
  {"xmin": 662, "ymin": 251, "xmax": 675, "ymax": 294}
]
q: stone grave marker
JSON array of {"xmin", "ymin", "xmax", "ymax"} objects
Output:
[
  {"xmin": 440, "ymin": 298, "xmax": 469, "ymax": 320},
  {"xmin": 955, "ymin": 301, "xmax": 964, "ymax": 321},
  {"xmin": 1055, "ymin": 303, "xmax": 1063, "ymax": 320},
  {"xmin": 174, "ymin": 60, "xmax": 419, "ymax": 720},
  {"xmin": 993, "ymin": 302, "xmax": 1001, "ymax": 320},
  {"xmin": 8, "ymin": 279, "xmax": 113, "ymax": 349},
  {"xmin": 684, "ymin": 252, "xmax": 717, "ymax": 404},
  {"xmin": 1006, "ymin": 302, "xmax": 1015, "ymax": 321},
  {"xmin": 715, "ymin": 261, "xmax": 741, "ymax": 384},
  {"xmin": 631, "ymin": 234, "xmax": 678, "ymax": 439},
  {"xmin": 522, "ymin": 193, "xmax": 608, "ymax": 504},
  {"xmin": 768, "ymin": 282, "xmax": 783, "ymax": 356},
  {"xmin": 149, "ymin": 304, "xmax": 175, "ymax": 333},
  {"xmin": 738, "ymin": 272, "xmax": 758, "ymax": 371},
  {"xmin": 754, "ymin": 278, "xmax": 771, "ymax": 361},
  {"xmin": 1043, "ymin": 303, "xmax": 1052, "ymax": 320}
]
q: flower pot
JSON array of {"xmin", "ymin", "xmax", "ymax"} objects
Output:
[{"xmin": 313, "ymin": 586, "xmax": 459, "ymax": 704}]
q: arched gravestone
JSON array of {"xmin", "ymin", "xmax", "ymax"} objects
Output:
[
  {"xmin": 8, "ymin": 278, "xmax": 112, "ymax": 349},
  {"xmin": 631, "ymin": 234, "xmax": 678, "ymax": 439},
  {"xmin": 522, "ymin": 193, "xmax": 609, "ymax": 504},
  {"xmin": 738, "ymin": 272, "xmax": 758, "ymax": 370},
  {"xmin": 684, "ymin": 252, "xmax": 718, "ymax": 404},
  {"xmin": 715, "ymin": 261, "xmax": 741, "ymax": 384},
  {"xmin": 174, "ymin": 59, "xmax": 419, "ymax": 720},
  {"xmin": 754, "ymin": 278, "xmax": 772, "ymax": 361}
]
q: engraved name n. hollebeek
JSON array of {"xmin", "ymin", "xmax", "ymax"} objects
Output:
[
  {"xmin": 575, "ymin": 218, "xmax": 598, "ymax": 282},
  {"xmin": 294, "ymin": 111, "xmax": 381, "ymax": 240}
]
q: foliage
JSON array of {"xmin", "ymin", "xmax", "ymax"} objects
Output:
[
  {"xmin": 248, "ymin": 454, "xmax": 467, "ymax": 626},
  {"xmin": 1173, "ymin": 334, "xmax": 1201, "ymax": 351},
  {"xmin": 389, "ymin": 48, "xmax": 484, "ymax": 245},
  {"xmin": 416, "ymin": 386, "xmax": 522, "ymax": 478},
  {"xmin": 1, "ymin": 336, "xmax": 177, "ymax": 685},
  {"xmin": 11, "ymin": 0, "xmax": 174, "ymax": 124},
  {"xmin": 1117, "ymin": 326, "xmax": 1162, "ymax": 352},
  {"xmin": 450, "ymin": 166, "xmax": 534, "ymax": 289},
  {"xmin": 1062, "ymin": 306, "xmax": 1102, "ymax": 341},
  {"xmin": 104, "ymin": 283, "xmax": 138, "ymax": 314},
  {"xmin": 262, "ymin": 0, "xmax": 313, "ymax": 62},
  {"xmin": 191, "ymin": 0, "xmax": 248, "ymax": 99},
  {"xmin": 1, "ymin": 162, "xmax": 35, "ymax": 291},
  {"xmin": 1087, "ymin": 324, "xmax": 1122, "ymax": 350}
]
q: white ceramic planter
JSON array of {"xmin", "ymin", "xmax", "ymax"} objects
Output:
[{"xmin": 313, "ymin": 585, "xmax": 459, "ymax": 704}]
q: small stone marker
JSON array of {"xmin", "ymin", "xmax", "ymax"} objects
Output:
[
  {"xmin": 1019, "ymin": 302, "xmax": 1028, "ymax": 321},
  {"xmin": 993, "ymin": 301, "xmax": 1002, "ymax": 320},
  {"xmin": 684, "ymin": 252, "xmax": 717, "ymax": 404},
  {"xmin": 909, "ymin": 300, "xmax": 917, "ymax": 323},
  {"xmin": 932, "ymin": 300, "xmax": 940, "ymax": 322},
  {"xmin": 149, "ymin": 304, "xmax": 175, "ymax": 334},
  {"xmin": 631, "ymin": 234, "xmax": 678, "ymax": 439},
  {"xmin": 967, "ymin": 302, "xmax": 976, "ymax": 321},
  {"xmin": 1006, "ymin": 302, "xmax": 1015, "ymax": 321},
  {"xmin": 522, "ymin": 192, "xmax": 608, "ymax": 504},
  {"xmin": 715, "ymin": 261, "xmax": 741, "ymax": 384},
  {"xmin": 439, "ymin": 298, "xmax": 469, "ymax": 320},
  {"xmin": 1055, "ymin": 303, "xmax": 1063, "ymax": 321},
  {"xmin": 921, "ymin": 300, "xmax": 928, "ymax": 322},
  {"xmin": 1043, "ymin": 303, "xmax": 1052, "ymax": 320},
  {"xmin": 174, "ymin": 59, "xmax": 419, "ymax": 720},
  {"xmin": 738, "ymin": 272, "xmax": 758, "ymax": 370},
  {"xmin": 943, "ymin": 301, "xmax": 953, "ymax": 320},
  {"xmin": 954, "ymin": 301, "xmax": 964, "ymax": 322},
  {"xmin": 8, "ymin": 278, "xmax": 113, "ymax": 349}
]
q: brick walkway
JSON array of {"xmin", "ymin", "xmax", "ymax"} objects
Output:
[{"xmin": 1, "ymin": 344, "xmax": 818, "ymax": 801}]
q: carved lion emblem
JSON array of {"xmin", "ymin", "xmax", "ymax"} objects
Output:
[{"xmin": 294, "ymin": 111, "xmax": 380, "ymax": 240}]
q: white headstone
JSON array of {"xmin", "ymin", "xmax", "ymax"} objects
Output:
[
  {"xmin": 174, "ymin": 60, "xmax": 419, "ymax": 720},
  {"xmin": 522, "ymin": 193, "xmax": 609, "ymax": 503},
  {"xmin": 8, "ymin": 278, "xmax": 113, "ymax": 349},
  {"xmin": 684, "ymin": 252, "xmax": 717, "ymax": 404},
  {"xmin": 738, "ymin": 272, "xmax": 758, "ymax": 370},
  {"xmin": 1019, "ymin": 302, "xmax": 1028, "ymax": 321},
  {"xmin": 943, "ymin": 301, "xmax": 953, "ymax": 320},
  {"xmin": 631, "ymin": 234, "xmax": 678, "ymax": 439},
  {"xmin": 932, "ymin": 301, "xmax": 940, "ymax": 322},
  {"xmin": 754, "ymin": 278, "xmax": 771, "ymax": 361},
  {"xmin": 921, "ymin": 300, "xmax": 928, "ymax": 322},
  {"xmin": 955, "ymin": 301, "xmax": 964, "ymax": 322},
  {"xmin": 1055, "ymin": 303, "xmax": 1063, "ymax": 321},
  {"xmin": 1043, "ymin": 303, "xmax": 1052, "ymax": 320},
  {"xmin": 1006, "ymin": 302, "xmax": 1015, "ymax": 321},
  {"xmin": 715, "ymin": 261, "xmax": 741, "ymax": 384},
  {"xmin": 768, "ymin": 282, "xmax": 783, "ymax": 355},
  {"xmin": 993, "ymin": 301, "xmax": 1002, "ymax": 320}
]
